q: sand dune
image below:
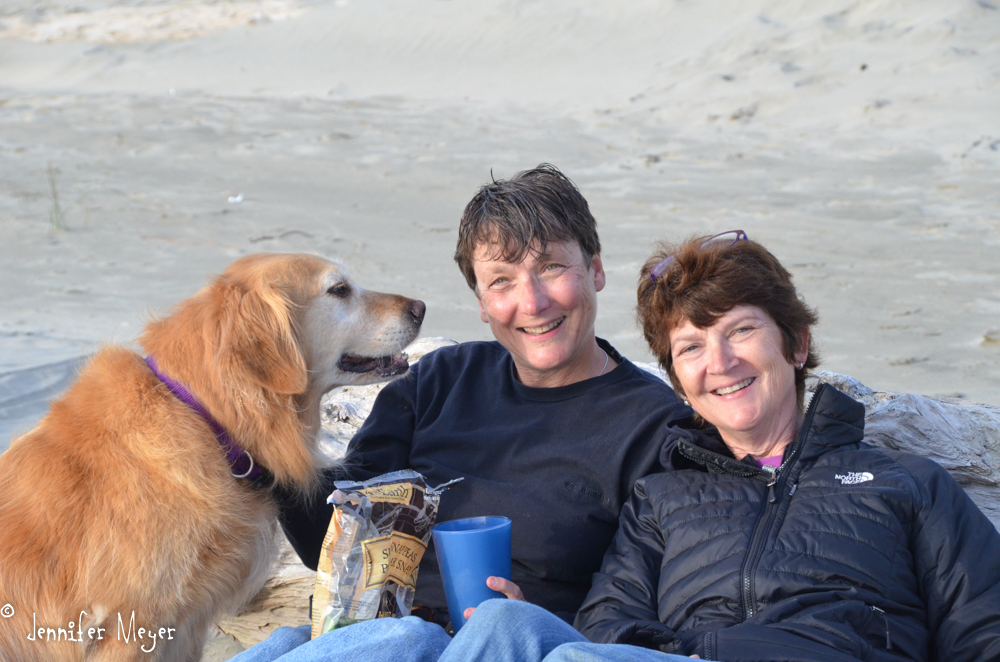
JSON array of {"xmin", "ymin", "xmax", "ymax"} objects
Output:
[{"xmin": 0, "ymin": 1, "xmax": 301, "ymax": 44}]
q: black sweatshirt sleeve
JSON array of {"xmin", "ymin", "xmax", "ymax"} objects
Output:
[
  {"xmin": 341, "ymin": 368, "xmax": 420, "ymax": 481},
  {"xmin": 276, "ymin": 367, "xmax": 420, "ymax": 570},
  {"xmin": 275, "ymin": 469, "xmax": 341, "ymax": 570}
]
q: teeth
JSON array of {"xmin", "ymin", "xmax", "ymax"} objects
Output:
[
  {"xmin": 522, "ymin": 318, "xmax": 563, "ymax": 335},
  {"xmin": 714, "ymin": 378, "xmax": 754, "ymax": 396}
]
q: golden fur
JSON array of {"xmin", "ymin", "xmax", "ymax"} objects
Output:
[{"xmin": 0, "ymin": 253, "xmax": 423, "ymax": 661}]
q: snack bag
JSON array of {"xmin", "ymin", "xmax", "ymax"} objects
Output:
[{"xmin": 311, "ymin": 470, "xmax": 459, "ymax": 637}]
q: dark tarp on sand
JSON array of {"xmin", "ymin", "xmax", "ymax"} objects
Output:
[{"xmin": 0, "ymin": 356, "xmax": 87, "ymax": 453}]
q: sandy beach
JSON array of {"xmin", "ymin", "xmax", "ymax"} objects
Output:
[{"xmin": 2, "ymin": 0, "xmax": 999, "ymax": 448}]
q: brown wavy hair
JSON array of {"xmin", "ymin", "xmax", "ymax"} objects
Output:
[{"xmin": 636, "ymin": 235, "xmax": 819, "ymax": 409}]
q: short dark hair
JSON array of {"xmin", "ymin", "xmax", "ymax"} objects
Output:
[
  {"xmin": 454, "ymin": 164, "xmax": 601, "ymax": 291},
  {"xmin": 636, "ymin": 235, "xmax": 819, "ymax": 409}
]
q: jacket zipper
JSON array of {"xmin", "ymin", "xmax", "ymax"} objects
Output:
[
  {"xmin": 739, "ymin": 387, "xmax": 822, "ymax": 621},
  {"xmin": 870, "ymin": 605, "xmax": 892, "ymax": 650}
]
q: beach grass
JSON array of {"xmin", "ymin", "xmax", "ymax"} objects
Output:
[{"xmin": 47, "ymin": 163, "xmax": 65, "ymax": 232}]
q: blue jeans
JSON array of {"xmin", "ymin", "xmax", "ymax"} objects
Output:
[
  {"xmin": 442, "ymin": 600, "xmax": 696, "ymax": 662},
  {"xmin": 227, "ymin": 600, "xmax": 697, "ymax": 662},
  {"xmin": 225, "ymin": 617, "xmax": 450, "ymax": 662}
]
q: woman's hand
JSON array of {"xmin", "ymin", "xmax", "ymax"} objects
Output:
[{"xmin": 462, "ymin": 576, "xmax": 525, "ymax": 620}]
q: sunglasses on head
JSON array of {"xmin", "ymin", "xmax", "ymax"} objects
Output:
[{"xmin": 648, "ymin": 230, "xmax": 748, "ymax": 283}]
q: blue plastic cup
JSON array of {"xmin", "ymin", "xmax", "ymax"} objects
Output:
[{"xmin": 432, "ymin": 516, "xmax": 512, "ymax": 632}]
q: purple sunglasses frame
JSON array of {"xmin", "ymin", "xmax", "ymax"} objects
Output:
[{"xmin": 648, "ymin": 230, "xmax": 748, "ymax": 283}]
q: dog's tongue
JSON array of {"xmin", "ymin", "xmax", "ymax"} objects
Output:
[{"xmin": 338, "ymin": 352, "xmax": 410, "ymax": 377}]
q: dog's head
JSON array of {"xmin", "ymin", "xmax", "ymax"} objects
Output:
[
  {"xmin": 214, "ymin": 253, "xmax": 425, "ymax": 397},
  {"xmin": 140, "ymin": 253, "xmax": 424, "ymax": 487},
  {"xmin": 297, "ymin": 259, "xmax": 426, "ymax": 393}
]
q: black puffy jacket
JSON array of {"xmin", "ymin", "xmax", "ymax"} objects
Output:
[{"xmin": 574, "ymin": 384, "xmax": 1000, "ymax": 661}]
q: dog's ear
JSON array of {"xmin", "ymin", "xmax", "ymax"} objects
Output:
[{"xmin": 218, "ymin": 281, "xmax": 308, "ymax": 395}]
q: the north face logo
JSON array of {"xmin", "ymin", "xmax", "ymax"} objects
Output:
[{"xmin": 835, "ymin": 472, "xmax": 874, "ymax": 485}]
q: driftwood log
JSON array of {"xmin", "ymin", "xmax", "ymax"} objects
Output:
[{"xmin": 200, "ymin": 339, "xmax": 1000, "ymax": 660}]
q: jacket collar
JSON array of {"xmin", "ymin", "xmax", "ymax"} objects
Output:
[{"xmin": 660, "ymin": 384, "xmax": 866, "ymax": 473}]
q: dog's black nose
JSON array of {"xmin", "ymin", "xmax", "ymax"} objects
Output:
[{"xmin": 409, "ymin": 300, "xmax": 426, "ymax": 325}]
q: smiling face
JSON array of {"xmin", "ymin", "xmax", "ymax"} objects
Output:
[
  {"xmin": 669, "ymin": 305, "xmax": 808, "ymax": 458},
  {"xmin": 473, "ymin": 240, "xmax": 606, "ymax": 388}
]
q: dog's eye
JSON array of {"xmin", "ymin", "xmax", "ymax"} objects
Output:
[{"xmin": 327, "ymin": 283, "xmax": 350, "ymax": 298}]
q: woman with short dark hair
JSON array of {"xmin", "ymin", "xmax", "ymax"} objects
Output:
[{"xmin": 227, "ymin": 167, "xmax": 690, "ymax": 662}]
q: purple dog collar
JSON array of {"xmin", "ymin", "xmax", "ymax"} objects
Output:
[{"xmin": 145, "ymin": 355, "xmax": 263, "ymax": 483}]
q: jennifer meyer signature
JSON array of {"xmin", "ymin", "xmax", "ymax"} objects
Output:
[{"xmin": 16, "ymin": 606, "xmax": 176, "ymax": 653}]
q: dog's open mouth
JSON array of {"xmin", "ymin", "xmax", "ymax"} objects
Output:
[{"xmin": 337, "ymin": 352, "xmax": 410, "ymax": 378}]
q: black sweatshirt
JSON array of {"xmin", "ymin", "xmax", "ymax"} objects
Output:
[{"xmin": 278, "ymin": 339, "xmax": 690, "ymax": 620}]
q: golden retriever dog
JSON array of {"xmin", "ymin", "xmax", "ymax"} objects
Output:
[{"xmin": 0, "ymin": 253, "xmax": 424, "ymax": 661}]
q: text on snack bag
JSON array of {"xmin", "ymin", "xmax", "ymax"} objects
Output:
[
  {"xmin": 361, "ymin": 531, "xmax": 427, "ymax": 589},
  {"xmin": 357, "ymin": 482, "xmax": 414, "ymax": 505}
]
